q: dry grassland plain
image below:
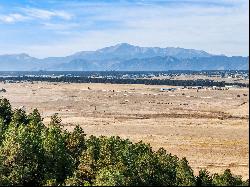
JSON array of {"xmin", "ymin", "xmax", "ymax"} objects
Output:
[{"xmin": 0, "ymin": 82, "xmax": 249, "ymax": 179}]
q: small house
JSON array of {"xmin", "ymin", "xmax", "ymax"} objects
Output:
[{"xmin": 160, "ymin": 88, "xmax": 177, "ymax": 92}]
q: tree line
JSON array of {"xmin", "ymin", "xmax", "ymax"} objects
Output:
[
  {"xmin": 0, "ymin": 76, "xmax": 248, "ymax": 87},
  {"xmin": 0, "ymin": 98, "xmax": 248, "ymax": 186}
]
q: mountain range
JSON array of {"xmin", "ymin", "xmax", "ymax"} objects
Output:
[{"xmin": 0, "ymin": 43, "xmax": 248, "ymax": 71}]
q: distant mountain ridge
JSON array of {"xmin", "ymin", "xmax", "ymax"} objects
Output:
[{"xmin": 0, "ymin": 43, "xmax": 248, "ymax": 71}]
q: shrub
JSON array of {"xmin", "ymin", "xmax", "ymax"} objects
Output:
[
  {"xmin": 212, "ymin": 169, "xmax": 245, "ymax": 186},
  {"xmin": 196, "ymin": 169, "xmax": 213, "ymax": 186}
]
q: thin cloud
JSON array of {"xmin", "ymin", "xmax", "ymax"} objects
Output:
[
  {"xmin": 0, "ymin": 7, "xmax": 73, "ymax": 24},
  {"xmin": 0, "ymin": 13, "xmax": 29, "ymax": 23},
  {"xmin": 22, "ymin": 7, "xmax": 73, "ymax": 20}
]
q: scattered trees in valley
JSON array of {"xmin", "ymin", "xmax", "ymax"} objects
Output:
[{"xmin": 0, "ymin": 76, "xmax": 249, "ymax": 87}]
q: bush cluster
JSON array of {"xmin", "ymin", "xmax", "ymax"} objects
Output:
[{"xmin": 0, "ymin": 98, "xmax": 248, "ymax": 186}]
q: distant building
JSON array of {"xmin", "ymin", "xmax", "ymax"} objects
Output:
[
  {"xmin": 160, "ymin": 88, "xmax": 177, "ymax": 91},
  {"xmin": 191, "ymin": 86, "xmax": 203, "ymax": 89}
]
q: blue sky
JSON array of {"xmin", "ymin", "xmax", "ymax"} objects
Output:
[{"xmin": 0, "ymin": 0, "xmax": 248, "ymax": 58}]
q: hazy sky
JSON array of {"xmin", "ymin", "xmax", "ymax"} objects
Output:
[{"xmin": 0, "ymin": 0, "xmax": 249, "ymax": 58}]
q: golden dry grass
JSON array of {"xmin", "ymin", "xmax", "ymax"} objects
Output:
[{"xmin": 0, "ymin": 81, "xmax": 248, "ymax": 179}]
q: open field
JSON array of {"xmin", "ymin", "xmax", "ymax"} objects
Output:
[{"xmin": 0, "ymin": 82, "xmax": 249, "ymax": 179}]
